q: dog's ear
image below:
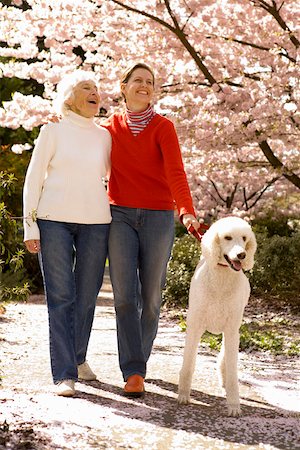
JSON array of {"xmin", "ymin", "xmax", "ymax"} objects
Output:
[
  {"xmin": 243, "ymin": 230, "xmax": 257, "ymax": 270},
  {"xmin": 201, "ymin": 224, "xmax": 221, "ymax": 264}
]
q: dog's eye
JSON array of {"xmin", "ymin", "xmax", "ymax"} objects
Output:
[
  {"xmin": 225, "ymin": 236, "xmax": 232, "ymax": 240},
  {"xmin": 242, "ymin": 236, "xmax": 247, "ymax": 241}
]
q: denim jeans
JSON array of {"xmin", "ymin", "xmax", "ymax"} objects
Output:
[
  {"xmin": 37, "ymin": 219, "xmax": 110, "ymax": 383},
  {"xmin": 108, "ymin": 206, "xmax": 174, "ymax": 381}
]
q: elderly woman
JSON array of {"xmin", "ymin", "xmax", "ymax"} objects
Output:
[{"xmin": 23, "ymin": 71, "xmax": 111, "ymax": 397}]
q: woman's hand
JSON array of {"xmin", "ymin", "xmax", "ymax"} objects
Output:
[
  {"xmin": 45, "ymin": 114, "xmax": 60, "ymax": 124},
  {"xmin": 182, "ymin": 214, "xmax": 200, "ymax": 231},
  {"xmin": 25, "ymin": 239, "xmax": 40, "ymax": 253}
]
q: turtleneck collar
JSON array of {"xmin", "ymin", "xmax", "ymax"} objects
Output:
[
  {"xmin": 125, "ymin": 104, "xmax": 155, "ymax": 123},
  {"xmin": 64, "ymin": 110, "xmax": 95, "ymax": 128}
]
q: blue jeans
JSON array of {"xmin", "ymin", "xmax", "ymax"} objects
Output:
[
  {"xmin": 37, "ymin": 219, "xmax": 110, "ymax": 384},
  {"xmin": 108, "ymin": 206, "xmax": 174, "ymax": 381}
]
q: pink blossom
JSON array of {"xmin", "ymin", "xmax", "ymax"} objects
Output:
[{"xmin": 0, "ymin": 0, "xmax": 298, "ymax": 218}]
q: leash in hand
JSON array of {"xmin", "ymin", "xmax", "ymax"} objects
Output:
[{"xmin": 187, "ymin": 223, "xmax": 210, "ymax": 242}]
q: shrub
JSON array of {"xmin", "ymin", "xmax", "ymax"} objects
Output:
[
  {"xmin": 251, "ymin": 213, "xmax": 299, "ymax": 237},
  {"xmin": 239, "ymin": 323, "xmax": 284, "ymax": 353},
  {"xmin": 163, "ymin": 234, "xmax": 200, "ymax": 308},
  {"xmin": 0, "ymin": 171, "xmax": 30, "ymax": 304},
  {"xmin": 164, "ymin": 227, "xmax": 300, "ymax": 309},
  {"xmin": 249, "ymin": 232, "xmax": 300, "ymax": 301},
  {"xmin": 0, "ymin": 148, "xmax": 43, "ymax": 294},
  {"xmin": 0, "ymin": 147, "xmax": 31, "ymax": 219},
  {"xmin": 174, "ymin": 219, "xmax": 187, "ymax": 237}
]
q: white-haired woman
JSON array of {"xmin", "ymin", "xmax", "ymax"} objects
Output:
[{"xmin": 23, "ymin": 71, "xmax": 111, "ymax": 396}]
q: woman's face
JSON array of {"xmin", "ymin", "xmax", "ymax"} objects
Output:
[
  {"xmin": 68, "ymin": 80, "xmax": 100, "ymax": 118},
  {"xmin": 121, "ymin": 68, "xmax": 154, "ymax": 112}
]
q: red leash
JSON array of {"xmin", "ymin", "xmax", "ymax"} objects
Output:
[{"xmin": 187, "ymin": 223, "xmax": 210, "ymax": 241}]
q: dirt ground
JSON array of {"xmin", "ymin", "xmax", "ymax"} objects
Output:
[{"xmin": 0, "ymin": 271, "xmax": 299, "ymax": 450}]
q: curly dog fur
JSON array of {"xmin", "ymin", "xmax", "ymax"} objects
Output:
[{"xmin": 178, "ymin": 216, "xmax": 257, "ymax": 416}]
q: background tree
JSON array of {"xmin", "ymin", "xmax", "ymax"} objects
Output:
[{"xmin": 0, "ymin": 0, "xmax": 299, "ymax": 219}]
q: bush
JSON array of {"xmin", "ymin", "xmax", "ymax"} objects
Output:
[
  {"xmin": 0, "ymin": 171, "xmax": 30, "ymax": 304},
  {"xmin": 163, "ymin": 234, "xmax": 201, "ymax": 308},
  {"xmin": 178, "ymin": 322, "xmax": 299, "ymax": 355},
  {"xmin": 164, "ymin": 227, "xmax": 300, "ymax": 309},
  {"xmin": 174, "ymin": 219, "xmax": 187, "ymax": 237},
  {"xmin": 0, "ymin": 149, "xmax": 43, "ymax": 294},
  {"xmin": 249, "ymin": 232, "xmax": 300, "ymax": 300},
  {"xmin": 252, "ymin": 213, "xmax": 299, "ymax": 237},
  {"xmin": 0, "ymin": 147, "xmax": 31, "ymax": 219}
]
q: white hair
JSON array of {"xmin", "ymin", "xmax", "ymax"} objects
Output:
[{"xmin": 53, "ymin": 70, "xmax": 98, "ymax": 117}]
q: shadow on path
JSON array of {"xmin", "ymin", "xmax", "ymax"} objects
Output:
[{"xmin": 76, "ymin": 378, "xmax": 299, "ymax": 450}]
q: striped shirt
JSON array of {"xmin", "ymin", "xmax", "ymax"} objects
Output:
[{"xmin": 125, "ymin": 105, "xmax": 156, "ymax": 136}]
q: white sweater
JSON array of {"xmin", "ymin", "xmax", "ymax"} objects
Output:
[{"xmin": 23, "ymin": 111, "xmax": 112, "ymax": 241}]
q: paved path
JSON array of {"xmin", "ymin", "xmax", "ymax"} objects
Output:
[{"xmin": 0, "ymin": 271, "xmax": 299, "ymax": 449}]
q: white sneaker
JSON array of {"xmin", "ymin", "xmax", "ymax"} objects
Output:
[
  {"xmin": 56, "ymin": 379, "xmax": 75, "ymax": 397},
  {"xmin": 78, "ymin": 361, "xmax": 97, "ymax": 381}
]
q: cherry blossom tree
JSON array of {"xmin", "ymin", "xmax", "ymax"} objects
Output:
[{"xmin": 0, "ymin": 0, "xmax": 299, "ymax": 219}]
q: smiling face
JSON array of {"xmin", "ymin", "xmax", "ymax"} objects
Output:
[
  {"xmin": 220, "ymin": 233, "xmax": 249, "ymax": 271},
  {"xmin": 67, "ymin": 80, "xmax": 100, "ymax": 118},
  {"xmin": 121, "ymin": 68, "xmax": 154, "ymax": 112},
  {"xmin": 217, "ymin": 220, "xmax": 256, "ymax": 271},
  {"xmin": 201, "ymin": 217, "xmax": 257, "ymax": 272}
]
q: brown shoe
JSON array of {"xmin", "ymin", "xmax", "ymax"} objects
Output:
[{"xmin": 124, "ymin": 375, "xmax": 145, "ymax": 398}]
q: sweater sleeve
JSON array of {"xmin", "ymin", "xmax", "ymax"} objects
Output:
[
  {"xmin": 23, "ymin": 125, "xmax": 56, "ymax": 241},
  {"xmin": 104, "ymin": 128, "xmax": 112, "ymax": 179},
  {"xmin": 159, "ymin": 120, "xmax": 195, "ymax": 218}
]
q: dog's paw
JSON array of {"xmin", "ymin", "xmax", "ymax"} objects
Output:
[
  {"xmin": 227, "ymin": 403, "xmax": 241, "ymax": 417},
  {"xmin": 177, "ymin": 393, "xmax": 191, "ymax": 405}
]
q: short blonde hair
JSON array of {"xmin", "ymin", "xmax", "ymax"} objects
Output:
[{"xmin": 53, "ymin": 71, "xmax": 98, "ymax": 116}]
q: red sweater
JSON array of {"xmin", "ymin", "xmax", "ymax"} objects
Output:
[{"xmin": 103, "ymin": 112, "xmax": 195, "ymax": 217}]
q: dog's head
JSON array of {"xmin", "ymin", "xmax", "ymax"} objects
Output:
[{"xmin": 201, "ymin": 216, "xmax": 257, "ymax": 271}]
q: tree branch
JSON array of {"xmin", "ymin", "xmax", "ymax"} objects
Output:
[
  {"xmin": 243, "ymin": 175, "xmax": 280, "ymax": 210},
  {"xmin": 226, "ymin": 183, "xmax": 239, "ymax": 209},
  {"xmin": 182, "ymin": 11, "xmax": 195, "ymax": 33},
  {"xmin": 259, "ymin": 140, "xmax": 300, "ymax": 188},
  {"xmin": 109, "ymin": 0, "xmax": 218, "ymax": 86},
  {"xmin": 109, "ymin": 0, "xmax": 177, "ymax": 33},
  {"xmin": 109, "ymin": 0, "xmax": 300, "ymax": 192},
  {"xmin": 217, "ymin": 34, "xmax": 296, "ymax": 63},
  {"xmin": 209, "ymin": 178, "xmax": 227, "ymax": 203},
  {"xmin": 250, "ymin": 0, "xmax": 300, "ymax": 48}
]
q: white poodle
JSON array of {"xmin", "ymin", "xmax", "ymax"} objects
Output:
[{"xmin": 178, "ymin": 216, "xmax": 257, "ymax": 416}]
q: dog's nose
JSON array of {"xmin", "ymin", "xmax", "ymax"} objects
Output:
[{"xmin": 237, "ymin": 252, "xmax": 246, "ymax": 260}]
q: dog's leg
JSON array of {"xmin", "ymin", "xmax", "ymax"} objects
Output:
[
  {"xmin": 178, "ymin": 313, "xmax": 204, "ymax": 405},
  {"xmin": 217, "ymin": 334, "xmax": 226, "ymax": 388},
  {"xmin": 222, "ymin": 330, "xmax": 241, "ymax": 416}
]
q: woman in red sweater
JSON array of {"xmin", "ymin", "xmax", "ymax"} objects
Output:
[{"xmin": 104, "ymin": 63, "xmax": 200, "ymax": 397}]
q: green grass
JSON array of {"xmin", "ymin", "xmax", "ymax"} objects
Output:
[{"xmin": 178, "ymin": 315, "xmax": 300, "ymax": 356}]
